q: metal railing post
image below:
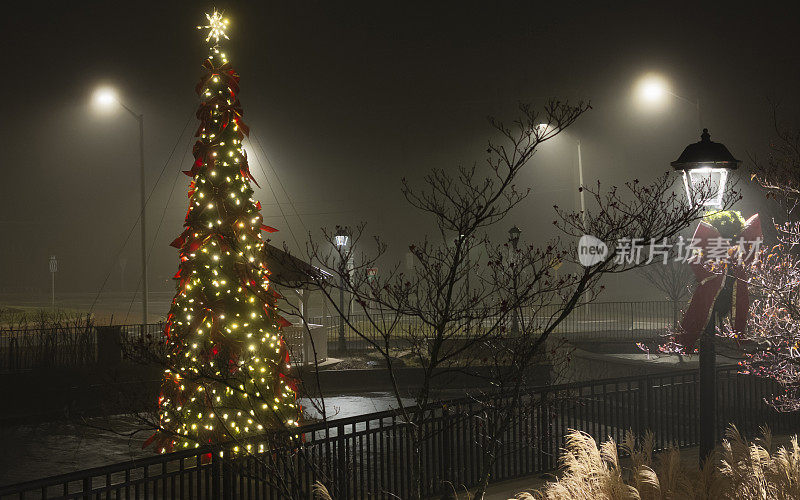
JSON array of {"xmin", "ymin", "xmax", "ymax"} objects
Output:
[
  {"xmin": 336, "ymin": 424, "xmax": 348, "ymax": 498},
  {"xmin": 212, "ymin": 451, "xmax": 222, "ymax": 498},
  {"xmin": 8, "ymin": 336, "xmax": 16, "ymax": 371},
  {"xmin": 630, "ymin": 302, "xmax": 635, "ymax": 332},
  {"xmin": 638, "ymin": 375, "xmax": 650, "ymax": 437},
  {"xmin": 538, "ymin": 390, "xmax": 551, "ymax": 472},
  {"xmin": 441, "ymin": 405, "xmax": 452, "ymax": 497},
  {"xmin": 222, "ymin": 459, "xmax": 233, "ymax": 500},
  {"xmin": 82, "ymin": 477, "xmax": 91, "ymax": 500}
]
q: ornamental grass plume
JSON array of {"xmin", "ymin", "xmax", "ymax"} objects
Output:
[
  {"xmin": 312, "ymin": 481, "xmax": 333, "ymax": 500},
  {"xmin": 718, "ymin": 425, "xmax": 800, "ymax": 499},
  {"xmin": 522, "ymin": 425, "xmax": 800, "ymax": 500}
]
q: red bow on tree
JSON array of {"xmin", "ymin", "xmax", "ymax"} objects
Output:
[
  {"xmin": 678, "ymin": 213, "xmax": 762, "ymax": 349},
  {"xmin": 195, "ymin": 59, "xmax": 240, "ymax": 96}
]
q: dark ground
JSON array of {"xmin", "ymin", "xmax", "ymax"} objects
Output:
[{"xmin": 0, "ymin": 393, "xmax": 410, "ymax": 487}]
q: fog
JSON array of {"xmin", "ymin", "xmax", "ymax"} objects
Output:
[{"xmin": 1, "ymin": 1, "xmax": 797, "ymax": 314}]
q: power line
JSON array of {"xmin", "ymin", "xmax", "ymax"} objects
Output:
[
  {"xmin": 245, "ymin": 136, "xmax": 303, "ymax": 254},
  {"xmin": 250, "ymin": 133, "xmax": 309, "ymax": 236},
  {"xmin": 89, "ymin": 113, "xmax": 194, "ymax": 318},
  {"xmin": 123, "ymin": 134, "xmax": 193, "ymax": 324}
]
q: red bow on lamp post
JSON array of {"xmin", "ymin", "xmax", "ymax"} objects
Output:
[{"xmin": 678, "ymin": 213, "xmax": 762, "ymax": 349}]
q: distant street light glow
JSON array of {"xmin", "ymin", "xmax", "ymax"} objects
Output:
[
  {"xmin": 88, "ymin": 84, "xmax": 149, "ymax": 330},
  {"xmin": 634, "ymin": 72, "xmax": 702, "ymax": 126},
  {"xmin": 640, "ymin": 79, "xmax": 665, "ymax": 101},
  {"xmin": 634, "ymin": 73, "xmax": 669, "ymax": 108},
  {"xmin": 92, "ymin": 87, "xmax": 118, "ymax": 110}
]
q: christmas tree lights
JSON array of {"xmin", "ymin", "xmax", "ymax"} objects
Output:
[{"xmin": 147, "ymin": 10, "xmax": 298, "ymax": 454}]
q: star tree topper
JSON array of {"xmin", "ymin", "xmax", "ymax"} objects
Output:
[{"xmin": 198, "ymin": 10, "xmax": 230, "ymax": 45}]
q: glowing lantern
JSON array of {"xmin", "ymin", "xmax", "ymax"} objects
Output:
[{"xmin": 671, "ymin": 128, "xmax": 740, "ymax": 209}]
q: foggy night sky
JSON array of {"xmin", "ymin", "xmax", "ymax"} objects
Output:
[{"xmin": 1, "ymin": 1, "xmax": 798, "ymax": 302}]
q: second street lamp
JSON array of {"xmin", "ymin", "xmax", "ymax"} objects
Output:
[
  {"xmin": 671, "ymin": 128, "xmax": 740, "ymax": 463},
  {"xmin": 537, "ymin": 123, "xmax": 587, "ymax": 225},
  {"xmin": 508, "ymin": 226, "xmax": 522, "ymax": 335},
  {"xmin": 92, "ymin": 86, "xmax": 148, "ymax": 333},
  {"xmin": 454, "ymin": 233, "xmax": 470, "ymax": 296},
  {"xmin": 335, "ymin": 227, "xmax": 350, "ymax": 352},
  {"xmin": 635, "ymin": 73, "xmax": 702, "ymax": 128}
]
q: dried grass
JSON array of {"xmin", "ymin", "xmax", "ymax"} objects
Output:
[
  {"xmin": 525, "ymin": 426, "xmax": 800, "ymax": 500},
  {"xmin": 312, "ymin": 481, "xmax": 333, "ymax": 500}
]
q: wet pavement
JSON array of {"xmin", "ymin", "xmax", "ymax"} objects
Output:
[{"xmin": 0, "ymin": 393, "xmax": 410, "ymax": 487}]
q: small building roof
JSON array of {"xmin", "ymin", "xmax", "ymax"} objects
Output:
[{"xmin": 263, "ymin": 243, "xmax": 330, "ymax": 289}]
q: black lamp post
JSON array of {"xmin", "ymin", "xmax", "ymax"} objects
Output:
[
  {"xmin": 335, "ymin": 228, "xmax": 350, "ymax": 353},
  {"xmin": 671, "ymin": 129, "xmax": 739, "ymax": 210},
  {"xmin": 455, "ymin": 233, "xmax": 470, "ymax": 296},
  {"xmin": 508, "ymin": 226, "xmax": 522, "ymax": 334},
  {"xmin": 671, "ymin": 128, "xmax": 740, "ymax": 462}
]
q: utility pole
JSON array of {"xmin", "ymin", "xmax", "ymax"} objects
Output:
[
  {"xmin": 49, "ymin": 255, "xmax": 58, "ymax": 309},
  {"xmin": 138, "ymin": 114, "xmax": 149, "ymax": 333},
  {"xmin": 91, "ymin": 89, "xmax": 148, "ymax": 332},
  {"xmin": 335, "ymin": 228, "xmax": 350, "ymax": 352},
  {"xmin": 577, "ymin": 140, "xmax": 586, "ymax": 226}
]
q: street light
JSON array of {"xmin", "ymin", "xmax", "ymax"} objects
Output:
[
  {"xmin": 456, "ymin": 233, "xmax": 471, "ymax": 295},
  {"xmin": 93, "ymin": 87, "xmax": 117, "ymax": 109},
  {"xmin": 634, "ymin": 72, "xmax": 702, "ymax": 128},
  {"xmin": 334, "ymin": 227, "xmax": 350, "ymax": 352},
  {"xmin": 334, "ymin": 229, "xmax": 350, "ymax": 248},
  {"xmin": 508, "ymin": 226, "xmax": 521, "ymax": 335},
  {"xmin": 536, "ymin": 124, "xmax": 586, "ymax": 225},
  {"xmin": 671, "ymin": 129, "xmax": 739, "ymax": 210},
  {"xmin": 671, "ymin": 128, "xmax": 740, "ymax": 463},
  {"xmin": 92, "ymin": 85, "xmax": 148, "ymax": 333},
  {"xmin": 635, "ymin": 73, "xmax": 670, "ymax": 105}
]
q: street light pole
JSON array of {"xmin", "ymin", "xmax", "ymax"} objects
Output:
[
  {"xmin": 49, "ymin": 255, "xmax": 57, "ymax": 310},
  {"xmin": 671, "ymin": 129, "xmax": 740, "ymax": 464},
  {"xmin": 508, "ymin": 226, "xmax": 521, "ymax": 335},
  {"xmin": 339, "ymin": 272, "xmax": 345, "ymax": 351},
  {"xmin": 459, "ymin": 234, "xmax": 470, "ymax": 297},
  {"xmin": 537, "ymin": 124, "xmax": 587, "ymax": 224},
  {"xmin": 93, "ymin": 88, "xmax": 148, "ymax": 333},
  {"xmin": 137, "ymin": 112, "xmax": 148, "ymax": 333},
  {"xmin": 577, "ymin": 140, "xmax": 586, "ymax": 226},
  {"xmin": 699, "ymin": 311, "xmax": 717, "ymax": 460},
  {"xmin": 335, "ymin": 228, "xmax": 350, "ymax": 353}
]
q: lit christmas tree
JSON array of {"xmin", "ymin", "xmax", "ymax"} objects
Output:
[{"xmin": 146, "ymin": 11, "xmax": 299, "ymax": 454}]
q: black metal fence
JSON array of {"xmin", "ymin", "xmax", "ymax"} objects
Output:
[
  {"xmin": 0, "ymin": 323, "xmax": 164, "ymax": 372},
  {"xmin": 315, "ymin": 300, "xmax": 687, "ymax": 353},
  {"xmin": 0, "ymin": 301, "xmax": 684, "ymax": 370},
  {"xmin": 2, "ymin": 366, "xmax": 797, "ymax": 499}
]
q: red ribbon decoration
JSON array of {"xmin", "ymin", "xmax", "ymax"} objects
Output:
[
  {"xmin": 195, "ymin": 59, "xmax": 240, "ymax": 97},
  {"xmin": 194, "ymin": 97, "xmax": 248, "ymax": 138},
  {"xmin": 678, "ymin": 213, "xmax": 762, "ymax": 349}
]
